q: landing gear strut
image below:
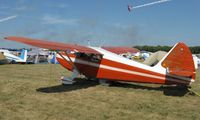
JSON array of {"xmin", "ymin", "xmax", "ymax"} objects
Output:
[
  {"xmin": 56, "ymin": 51, "xmax": 80, "ymax": 85},
  {"xmin": 61, "ymin": 69, "xmax": 79, "ymax": 85}
]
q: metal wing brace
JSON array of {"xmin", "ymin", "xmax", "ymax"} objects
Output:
[{"xmin": 56, "ymin": 50, "xmax": 80, "ymax": 73}]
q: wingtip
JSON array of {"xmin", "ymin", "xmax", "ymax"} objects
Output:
[
  {"xmin": 4, "ymin": 36, "xmax": 13, "ymax": 40},
  {"xmin": 4, "ymin": 36, "xmax": 21, "ymax": 41},
  {"xmin": 4, "ymin": 37, "xmax": 8, "ymax": 39}
]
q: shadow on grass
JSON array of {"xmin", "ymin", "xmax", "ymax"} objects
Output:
[
  {"xmin": 36, "ymin": 78, "xmax": 98, "ymax": 93},
  {"xmin": 36, "ymin": 78, "xmax": 189, "ymax": 96},
  {"xmin": 110, "ymin": 82, "xmax": 189, "ymax": 97}
]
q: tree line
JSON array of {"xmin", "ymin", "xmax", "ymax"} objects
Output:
[{"xmin": 134, "ymin": 45, "xmax": 200, "ymax": 54}]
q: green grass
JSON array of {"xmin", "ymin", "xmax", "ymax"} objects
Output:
[{"xmin": 0, "ymin": 64, "xmax": 200, "ymax": 120}]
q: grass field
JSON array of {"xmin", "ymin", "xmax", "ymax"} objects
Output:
[{"xmin": 0, "ymin": 64, "xmax": 200, "ymax": 120}]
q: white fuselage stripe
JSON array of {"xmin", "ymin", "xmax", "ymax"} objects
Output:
[
  {"xmin": 56, "ymin": 55, "xmax": 164, "ymax": 79},
  {"xmin": 99, "ymin": 64, "xmax": 165, "ymax": 80}
]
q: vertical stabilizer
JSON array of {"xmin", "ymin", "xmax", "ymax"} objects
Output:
[
  {"xmin": 158, "ymin": 42, "xmax": 195, "ymax": 80},
  {"xmin": 19, "ymin": 49, "xmax": 28, "ymax": 62}
]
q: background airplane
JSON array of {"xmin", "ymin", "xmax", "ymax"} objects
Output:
[
  {"xmin": 0, "ymin": 49, "xmax": 28, "ymax": 64},
  {"xmin": 128, "ymin": 5, "xmax": 132, "ymax": 12},
  {"xmin": 128, "ymin": 0, "xmax": 171, "ymax": 12}
]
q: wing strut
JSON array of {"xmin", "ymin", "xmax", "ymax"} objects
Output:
[
  {"xmin": 56, "ymin": 50, "xmax": 80, "ymax": 85},
  {"xmin": 56, "ymin": 50, "xmax": 80, "ymax": 73}
]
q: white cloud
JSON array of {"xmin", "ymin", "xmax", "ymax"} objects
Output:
[
  {"xmin": 56, "ymin": 4, "xmax": 68, "ymax": 8},
  {"xmin": 49, "ymin": 3, "xmax": 68, "ymax": 8},
  {"xmin": 0, "ymin": 6, "xmax": 9, "ymax": 9},
  {"xmin": 42, "ymin": 15, "xmax": 79, "ymax": 25},
  {"xmin": 16, "ymin": 6, "xmax": 28, "ymax": 10},
  {"xmin": 0, "ymin": 15, "xmax": 18, "ymax": 23},
  {"xmin": 0, "ymin": 5, "xmax": 28, "ymax": 11}
]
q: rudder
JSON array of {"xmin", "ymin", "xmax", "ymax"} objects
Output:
[
  {"xmin": 159, "ymin": 42, "xmax": 195, "ymax": 80},
  {"xmin": 19, "ymin": 49, "xmax": 28, "ymax": 62}
]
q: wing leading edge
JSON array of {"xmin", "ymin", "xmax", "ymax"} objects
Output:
[{"xmin": 4, "ymin": 36, "xmax": 100, "ymax": 54}]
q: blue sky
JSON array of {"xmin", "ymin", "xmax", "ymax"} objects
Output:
[{"xmin": 0, "ymin": 0, "xmax": 199, "ymax": 48}]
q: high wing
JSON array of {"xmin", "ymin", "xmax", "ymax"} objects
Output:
[
  {"xmin": 4, "ymin": 36, "xmax": 100, "ymax": 54},
  {"xmin": 102, "ymin": 46, "xmax": 139, "ymax": 54}
]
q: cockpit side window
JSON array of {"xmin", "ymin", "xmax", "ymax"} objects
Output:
[{"xmin": 76, "ymin": 52, "xmax": 103, "ymax": 63}]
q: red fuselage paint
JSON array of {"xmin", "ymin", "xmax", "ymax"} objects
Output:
[{"xmin": 56, "ymin": 52, "xmax": 192, "ymax": 85}]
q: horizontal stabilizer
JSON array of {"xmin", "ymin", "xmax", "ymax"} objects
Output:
[{"xmin": 167, "ymin": 69, "xmax": 194, "ymax": 77}]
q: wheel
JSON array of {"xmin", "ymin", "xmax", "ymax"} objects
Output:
[{"xmin": 99, "ymin": 79, "xmax": 112, "ymax": 86}]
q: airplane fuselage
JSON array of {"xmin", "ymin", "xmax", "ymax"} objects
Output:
[{"xmin": 56, "ymin": 47, "xmax": 194, "ymax": 86}]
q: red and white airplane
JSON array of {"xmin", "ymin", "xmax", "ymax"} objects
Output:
[{"xmin": 4, "ymin": 36, "xmax": 196, "ymax": 87}]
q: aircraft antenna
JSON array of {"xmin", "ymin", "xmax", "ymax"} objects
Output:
[{"xmin": 88, "ymin": 39, "xmax": 91, "ymax": 46}]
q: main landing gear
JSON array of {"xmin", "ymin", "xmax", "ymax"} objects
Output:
[{"xmin": 61, "ymin": 69, "xmax": 79, "ymax": 85}]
